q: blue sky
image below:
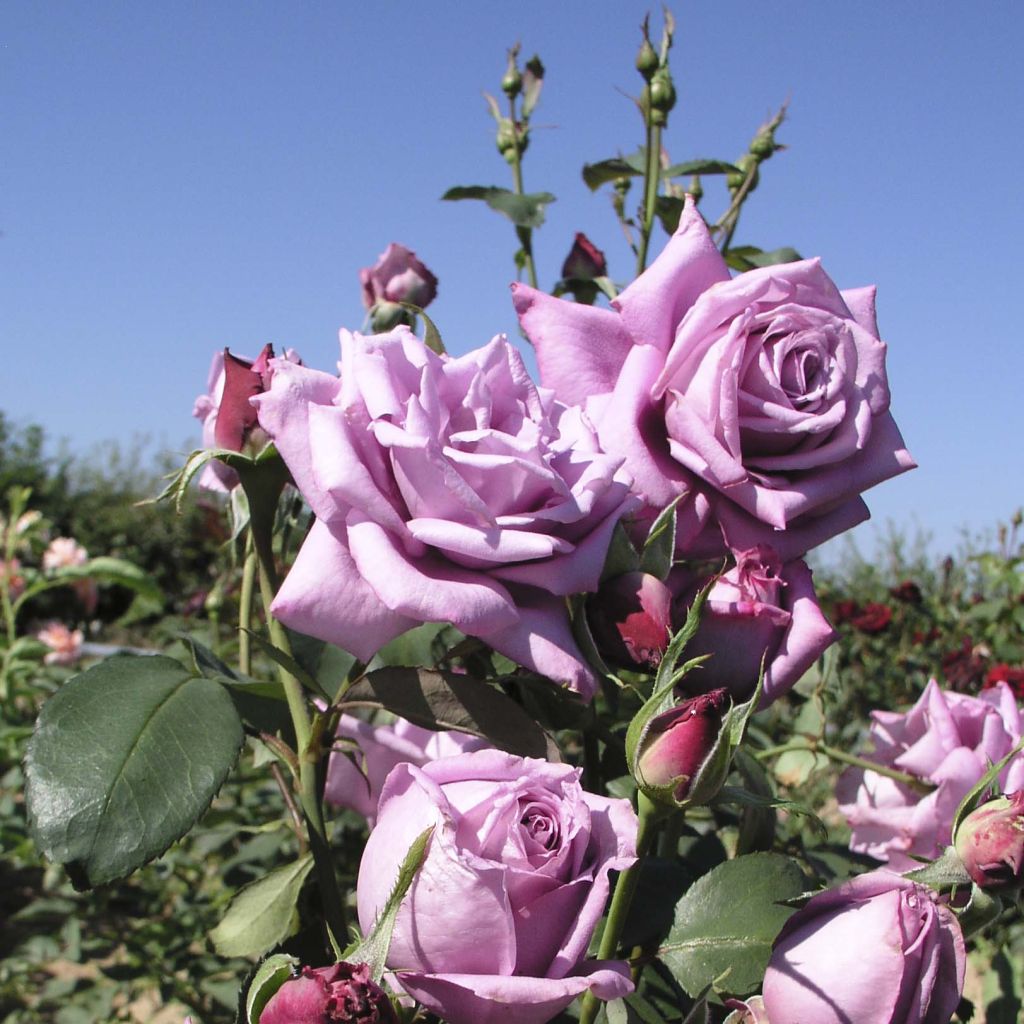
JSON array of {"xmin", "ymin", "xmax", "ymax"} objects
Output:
[{"xmin": 4, "ymin": 3, "xmax": 1023, "ymax": 560}]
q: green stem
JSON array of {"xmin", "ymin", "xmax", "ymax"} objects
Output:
[
  {"xmin": 579, "ymin": 793, "xmax": 662, "ymax": 1024},
  {"xmin": 714, "ymin": 161, "xmax": 758, "ymax": 253},
  {"xmin": 507, "ymin": 97, "xmax": 538, "ymax": 290},
  {"xmin": 238, "ymin": 537, "xmax": 257, "ymax": 677},
  {"xmin": 636, "ymin": 123, "xmax": 662, "ymax": 276}
]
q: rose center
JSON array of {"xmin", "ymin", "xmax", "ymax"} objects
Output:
[{"xmin": 519, "ymin": 801, "xmax": 560, "ymax": 852}]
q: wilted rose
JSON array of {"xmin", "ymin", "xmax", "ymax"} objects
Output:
[
  {"xmin": 675, "ymin": 545, "xmax": 835, "ymax": 706},
  {"xmin": 954, "ymin": 791, "xmax": 1024, "ymax": 889},
  {"xmin": 762, "ymin": 870, "xmax": 965, "ymax": 1024},
  {"xmin": 586, "ymin": 571, "xmax": 672, "ymax": 669},
  {"xmin": 356, "ymin": 750, "xmax": 636, "ymax": 1024},
  {"xmin": 837, "ymin": 679, "xmax": 1024, "ymax": 867},
  {"xmin": 325, "ymin": 715, "xmax": 490, "ymax": 823},
  {"xmin": 254, "ymin": 328, "xmax": 636, "ymax": 697},
  {"xmin": 514, "ymin": 197, "xmax": 914, "ymax": 557},
  {"xmin": 259, "ymin": 962, "xmax": 397, "ymax": 1024}
]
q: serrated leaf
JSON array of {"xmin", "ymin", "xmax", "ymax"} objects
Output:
[
  {"xmin": 640, "ymin": 497, "xmax": 681, "ymax": 580},
  {"xmin": 582, "ymin": 152, "xmax": 648, "ymax": 190},
  {"xmin": 442, "ymin": 186, "xmax": 556, "ymax": 228},
  {"xmin": 244, "ymin": 953, "xmax": 299, "ymax": 1024},
  {"xmin": 344, "ymin": 825, "xmax": 433, "ymax": 981},
  {"xmin": 211, "ymin": 855, "xmax": 314, "ymax": 958},
  {"xmin": 661, "ymin": 159, "xmax": 742, "ymax": 179},
  {"xmin": 659, "ymin": 853, "xmax": 804, "ymax": 998},
  {"xmin": 343, "ymin": 667, "xmax": 555, "ymax": 760},
  {"xmin": 25, "ymin": 654, "xmax": 244, "ymax": 888}
]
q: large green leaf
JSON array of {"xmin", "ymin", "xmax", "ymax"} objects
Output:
[
  {"xmin": 581, "ymin": 152, "xmax": 647, "ymax": 190},
  {"xmin": 442, "ymin": 186, "xmax": 556, "ymax": 228},
  {"xmin": 659, "ymin": 853, "xmax": 804, "ymax": 998},
  {"xmin": 210, "ymin": 854, "xmax": 314, "ymax": 958},
  {"xmin": 25, "ymin": 654, "xmax": 244, "ymax": 888},
  {"xmin": 343, "ymin": 667, "xmax": 555, "ymax": 759}
]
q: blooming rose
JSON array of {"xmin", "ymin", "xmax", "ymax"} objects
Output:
[
  {"xmin": 36, "ymin": 621, "xmax": 83, "ymax": 666},
  {"xmin": 674, "ymin": 545, "xmax": 836, "ymax": 706},
  {"xmin": 356, "ymin": 750, "xmax": 637, "ymax": 1024},
  {"xmin": 254, "ymin": 328, "xmax": 636, "ymax": 697},
  {"xmin": 360, "ymin": 243, "xmax": 438, "ymax": 317},
  {"xmin": 514, "ymin": 196, "xmax": 915, "ymax": 558},
  {"xmin": 259, "ymin": 963, "xmax": 397, "ymax": 1024},
  {"xmin": 42, "ymin": 537, "xmax": 96, "ymax": 612},
  {"xmin": 192, "ymin": 345, "xmax": 299, "ymax": 492},
  {"xmin": 837, "ymin": 679, "xmax": 1024, "ymax": 867},
  {"xmin": 325, "ymin": 715, "xmax": 490, "ymax": 822},
  {"xmin": 762, "ymin": 870, "xmax": 965, "ymax": 1024}
]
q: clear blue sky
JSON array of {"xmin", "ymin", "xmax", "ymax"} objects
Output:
[{"xmin": 4, "ymin": 3, "xmax": 1022, "ymax": 560}]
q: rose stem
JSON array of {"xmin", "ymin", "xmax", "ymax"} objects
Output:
[
  {"xmin": 507, "ymin": 95, "xmax": 539, "ymax": 290},
  {"xmin": 636, "ymin": 120, "xmax": 662, "ymax": 276},
  {"xmin": 238, "ymin": 534, "xmax": 257, "ymax": 677},
  {"xmin": 578, "ymin": 792, "xmax": 662, "ymax": 1024}
]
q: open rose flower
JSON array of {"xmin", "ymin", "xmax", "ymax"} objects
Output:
[
  {"xmin": 514, "ymin": 196, "xmax": 915, "ymax": 557},
  {"xmin": 674, "ymin": 545, "xmax": 836, "ymax": 706},
  {"xmin": 356, "ymin": 750, "xmax": 637, "ymax": 1024},
  {"xmin": 837, "ymin": 679, "xmax": 1024, "ymax": 867},
  {"xmin": 42, "ymin": 536, "xmax": 97, "ymax": 612},
  {"xmin": 36, "ymin": 621, "xmax": 84, "ymax": 666},
  {"xmin": 763, "ymin": 870, "xmax": 965, "ymax": 1024},
  {"xmin": 253, "ymin": 327, "xmax": 636, "ymax": 697},
  {"xmin": 192, "ymin": 344, "xmax": 299, "ymax": 491},
  {"xmin": 325, "ymin": 715, "xmax": 490, "ymax": 823}
]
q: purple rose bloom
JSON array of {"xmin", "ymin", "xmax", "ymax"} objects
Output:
[
  {"xmin": 837, "ymin": 679, "xmax": 1024, "ymax": 868},
  {"xmin": 356, "ymin": 750, "xmax": 637, "ymax": 1024},
  {"xmin": 253, "ymin": 327, "xmax": 636, "ymax": 697},
  {"xmin": 763, "ymin": 870, "xmax": 965, "ymax": 1024},
  {"xmin": 325, "ymin": 715, "xmax": 490, "ymax": 823},
  {"xmin": 675, "ymin": 545, "xmax": 836, "ymax": 706},
  {"xmin": 259, "ymin": 962, "xmax": 397, "ymax": 1024},
  {"xmin": 514, "ymin": 196, "xmax": 915, "ymax": 558},
  {"xmin": 360, "ymin": 243, "xmax": 438, "ymax": 311}
]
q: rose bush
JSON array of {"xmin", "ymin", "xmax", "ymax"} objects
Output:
[
  {"xmin": 762, "ymin": 870, "xmax": 965, "ymax": 1024},
  {"xmin": 325, "ymin": 715, "xmax": 490, "ymax": 822},
  {"xmin": 514, "ymin": 196, "xmax": 914, "ymax": 557},
  {"xmin": 356, "ymin": 750, "xmax": 636, "ymax": 1024},
  {"xmin": 673, "ymin": 544, "xmax": 835, "ymax": 705},
  {"xmin": 253, "ymin": 327, "xmax": 636, "ymax": 696},
  {"xmin": 837, "ymin": 679, "xmax": 1024, "ymax": 866}
]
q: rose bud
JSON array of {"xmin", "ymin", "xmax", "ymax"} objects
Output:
[
  {"xmin": 560, "ymin": 232, "xmax": 607, "ymax": 305},
  {"xmin": 259, "ymin": 962, "xmax": 398, "ymax": 1024},
  {"xmin": 954, "ymin": 791, "xmax": 1024, "ymax": 889},
  {"xmin": 215, "ymin": 344, "xmax": 273, "ymax": 452},
  {"xmin": 723, "ymin": 997, "xmax": 769, "ymax": 1023},
  {"xmin": 637, "ymin": 688, "xmax": 730, "ymax": 801},
  {"xmin": 587, "ymin": 571, "xmax": 672, "ymax": 669},
  {"xmin": 360, "ymin": 243, "xmax": 438, "ymax": 333}
]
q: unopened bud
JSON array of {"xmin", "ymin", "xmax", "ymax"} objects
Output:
[
  {"xmin": 637, "ymin": 688, "xmax": 730, "ymax": 801},
  {"xmin": 649, "ymin": 67, "xmax": 676, "ymax": 114},
  {"xmin": 955, "ymin": 792, "xmax": 1024, "ymax": 890},
  {"xmin": 501, "ymin": 62, "xmax": 522, "ymax": 99},
  {"xmin": 587, "ymin": 571, "xmax": 673, "ymax": 670},
  {"xmin": 727, "ymin": 153, "xmax": 760, "ymax": 194},
  {"xmin": 636, "ymin": 36, "xmax": 659, "ymax": 80},
  {"xmin": 688, "ymin": 174, "xmax": 703, "ymax": 203}
]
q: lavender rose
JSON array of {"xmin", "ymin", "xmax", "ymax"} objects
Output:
[
  {"xmin": 325, "ymin": 715, "xmax": 489, "ymax": 822},
  {"xmin": 253, "ymin": 327, "xmax": 636, "ymax": 697},
  {"xmin": 514, "ymin": 196, "xmax": 915, "ymax": 557},
  {"xmin": 356, "ymin": 750, "xmax": 637, "ymax": 1024},
  {"xmin": 837, "ymin": 679, "xmax": 1024, "ymax": 867},
  {"xmin": 674, "ymin": 545, "xmax": 836, "ymax": 706},
  {"xmin": 762, "ymin": 870, "xmax": 965, "ymax": 1024}
]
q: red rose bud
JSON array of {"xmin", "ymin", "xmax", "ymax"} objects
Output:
[
  {"xmin": 954, "ymin": 792, "xmax": 1024, "ymax": 889},
  {"xmin": 587, "ymin": 571, "xmax": 672, "ymax": 669},
  {"xmin": 637, "ymin": 689, "xmax": 730, "ymax": 801},
  {"xmin": 214, "ymin": 343, "xmax": 274, "ymax": 451},
  {"xmin": 561, "ymin": 232, "xmax": 607, "ymax": 281},
  {"xmin": 259, "ymin": 962, "xmax": 398, "ymax": 1024}
]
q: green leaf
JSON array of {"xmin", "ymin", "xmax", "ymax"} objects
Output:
[
  {"xmin": 344, "ymin": 825, "xmax": 433, "ymax": 981},
  {"xmin": 724, "ymin": 246, "xmax": 803, "ymax": 273},
  {"xmin": 661, "ymin": 159, "xmax": 742, "ymax": 179},
  {"xmin": 398, "ymin": 302, "xmax": 445, "ymax": 355},
  {"xmin": 442, "ymin": 186, "xmax": 556, "ymax": 228},
  {"xmin": 244, "ymin": 953, "xmax": 299, "ymax": 1024},
  {"xmin": 640, "ymin": 496, "xmax": 681, "ymax": 580},
  {"xmin": 25, "ymin": 654, "xmax": 244, "ymax": 888},
  {"xmin": 582, "ymin": 152, "xmax": 648, "ymax": 190},
  {"xmin": 659, "ymin": 853, "xmax": 805, "ymax": 999},
  {"xmin": 244, "ymin": 629, "xmax": 330, "ymax": 701},
  {"xmin": 655, "ymin": 195, "xmax": 686, "ymax": 235},
  {"xmin": 601, "ymin": 522, "xmax": 641, "ymax": 582},
  {"xmin": 343, "ymin": 667, "xmax": 554, "ymax": 760},
  {"xmin": 17, "ymin": 557, "xmax": 161, "ymax": 610},
  {"xmin": 211, "ymin": 854, "xmax": 314, "ymax": 958}
]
